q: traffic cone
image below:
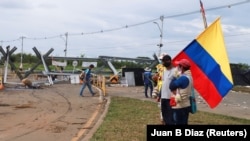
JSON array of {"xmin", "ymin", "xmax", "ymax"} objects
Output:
[
  {"xmin": 0, "ymin": 83, "xmax": 3, "ymax": 90},
  {"xmin": 0, "ymin": 76, "xmax": 4, "ymax": 90}
]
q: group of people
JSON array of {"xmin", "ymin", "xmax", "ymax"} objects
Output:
[
  {"xmin": 82, "ymin": 56, "xmax": 194, "ymax": 125},
  {"xmin": 143, "ymin": 53, "xmax": 194, "ymax": 125}
]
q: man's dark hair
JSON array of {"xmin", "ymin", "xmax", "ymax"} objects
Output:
[
  {"xmin": 89, "ymin": 64, "xmax": 94, "ymax": 68},
  {"xmin": 162, "ymin": 54, "xmax": 171, "ymax": 61}
]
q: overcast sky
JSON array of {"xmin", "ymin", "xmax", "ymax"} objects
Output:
[{"xmin": 0, "ymin": 0, "xmax": 250, "ymax": 65}]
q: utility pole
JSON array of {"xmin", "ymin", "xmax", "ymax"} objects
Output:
[
  {"xmin": 64, "ymin": 32, "xmax": 68, "ymax": 62},
  {"xmin": 20, "ymin": 36, "xmax": 25, "ymax": 70},
  {"xmin": 153, "ymin": 15, "xmax": 164, "ymax": 57}
]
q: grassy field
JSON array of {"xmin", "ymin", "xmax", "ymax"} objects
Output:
[{"xmin": 90, "ymin": 96, "xmax": 250, "ymax": 141}]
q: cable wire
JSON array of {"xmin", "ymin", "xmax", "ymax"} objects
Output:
[{"xmin": 1, "ymin": 0, "xmax": 249, "ymax": 43}]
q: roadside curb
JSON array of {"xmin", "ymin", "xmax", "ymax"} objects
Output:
[{"xmin": 80, "ymin": 87, "xmax": 111, "ymax": 141}]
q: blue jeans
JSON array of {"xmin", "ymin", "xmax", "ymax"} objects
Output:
[
  {"xmin": 161, "ymin": 99, "xmax": 174, "ymax": 125},
  {"xmin": 144, "ymin": 83, "xmax": 153, "ymax": 97},
  {"xmin": 79, "ymin": 81, "xmax": 95, "ymax": 96},
  {"xmin": 173, "ymin": 106, "xmax": 190, "ymax": 125}
]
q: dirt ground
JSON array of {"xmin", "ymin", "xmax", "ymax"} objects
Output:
[
  {"xmin": 0, "ymin": 82, "xmax": 250, "ymax": 141},
  {"xmin": 0, "ymin": 82, "xmax": 105, "ymax": 141}
]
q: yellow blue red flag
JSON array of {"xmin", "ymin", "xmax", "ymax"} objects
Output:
[{"xmin": 173, "ymin": 17, "xmax": 233, "ymax": 108}]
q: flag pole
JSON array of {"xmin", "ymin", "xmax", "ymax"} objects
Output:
[{"xmin": 200, "ymin": 0, "xmax": 207, "ymax": 29}]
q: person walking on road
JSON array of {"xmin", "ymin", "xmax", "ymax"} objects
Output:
[{"xmin": 79, "ymin": 64, "xmax": 96, "ymax": 97}]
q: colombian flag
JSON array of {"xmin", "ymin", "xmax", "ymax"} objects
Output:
[{"xmin": 173, "ymin": 17, "xmax": 233, "ymax": 108}]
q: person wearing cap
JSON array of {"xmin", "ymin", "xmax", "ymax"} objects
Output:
[
  {"xmin": 169, "ymin": 58, "xmax": 193, "ymax": 125},
  {"xmin": 142, "ymin": 67, "xmax": 153, "ymax": 98},
  {"xmin": 79, "ymin": 64, "xmax": 96, "ymax": 97},
  {"xmin": 160, "ymin": 54, "xmax": 177, "ymax": 125}
]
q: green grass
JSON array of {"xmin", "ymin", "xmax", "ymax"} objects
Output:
[{"xmin": 90, "ymin": 96, "xmax": 250, "ymax": 141}]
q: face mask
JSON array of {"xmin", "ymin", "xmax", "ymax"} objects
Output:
[
  {"xmin": 163, "ymin": 62, "xmax": 171, "ymax": 67},
  {"xmin": 177, "ymin": 66, "xmax": 181, "ymax": 71},
  {"xmin": 177, "ymin": 66, "xmax": 183, "ymax": 74}
]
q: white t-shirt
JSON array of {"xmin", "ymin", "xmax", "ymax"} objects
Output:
[{"xmin": 161, "ymin": 67, "xmax": 177, "ymax": 99}]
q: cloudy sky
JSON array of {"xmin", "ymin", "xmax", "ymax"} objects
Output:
[{"xmin": 0, "ymin": 0, "xmax": 250, "ymax": 64}]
